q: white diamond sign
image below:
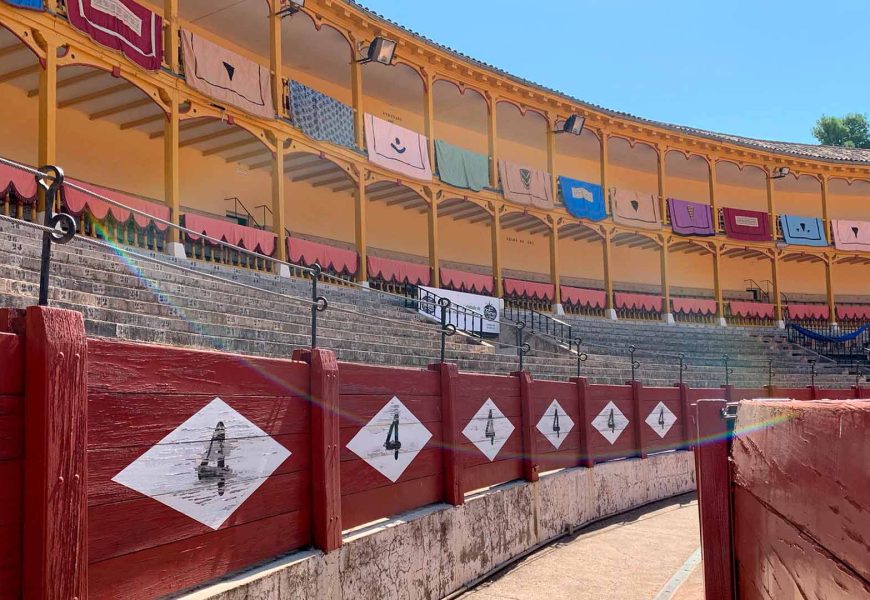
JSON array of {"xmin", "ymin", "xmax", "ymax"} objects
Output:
[
  {"xmin": 591, "ymin": 401, "xmax": 630, "ymax": 445},
  {"xmin": 645, "ymin": 402, "xmax": 677, "ymax": 439},
  {"xmin": 536, "ymin": 399, "xmax": 575, "ymax": 449},
  {"xmin": 463, "ymin": 398, "xmax": 514, "ymax": 461},
  {"xmin": 112, "ymin": 397, "xmax": 291, "ymax": 530},
  {"xmin": 346, "ymin": 396, "xmax": 432, "ymax": 483}
]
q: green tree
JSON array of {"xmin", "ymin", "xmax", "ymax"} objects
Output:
[{"xmin": 812, "ymin": 113, "xmax": 870, "ymax": 148}]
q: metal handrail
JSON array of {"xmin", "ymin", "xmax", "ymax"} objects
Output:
[
  {"xmin": 403, "ymin": 284, "xmax": 487, "ymax": 339},
  {"xmin": 225, "ymin": 197, "xmax": 263, "ymax": 230},
  {"xmin": 786, "ymin": 319, "xmax": 870, "ymax": 364},
  {"xmin": 502, "ymin": 301, "xmax": 574, "ymax": 346}
]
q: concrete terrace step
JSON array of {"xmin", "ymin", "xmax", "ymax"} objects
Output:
[{"xmin": 0, "ymin": 219, "xmax": 859, "ymax": 388}]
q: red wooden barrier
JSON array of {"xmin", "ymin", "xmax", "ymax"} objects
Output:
[
  {"xmin": 586, "ymin": 384, "xmax": 636, "ymax": 463},
  {"xmin": 572, "ymin": 377, "xmax": 595, "ymax": 468},
  {"xmin": 770, "ymin": 386, "xmax": 814, "ymax": 400},
  {"xmin": 86, "ymin": 340, "xmax": 311, "ymax": 600},
  {"xmin": 640, "ymin": 386, "xmax": 684, "ymax": 455},
  {"xmin": 535, "ymin": 379, "xmax": 582, "ymax": 473},
  {"xmin": 0, "ymin": 310, "xmax": 24, "ymax": 600},
  {"xmin": 457, "ymin": 372, "xmax": 522, "ymax": 493},
  {"xmin": 433, "ymin": 362, "xmax": 464, "ymax": 506},
  {"xmin": 338, "ymin": 363, "xmax": 442, "ymax": 530},
  {"xmin": 23, "ymin": 307, "xmax": 88, "ymax": 600},
  {"xmin": 516, "ymin": 370, "xmax": 539, "ymax": 482},
  {"xmin": 694, "ymin": 399, "xmax": 735, "ymax": 600}
]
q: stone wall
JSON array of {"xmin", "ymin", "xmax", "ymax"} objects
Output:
[{"xmin": 184, "ymin": 451, "xmax": 695, "ymax": 600}]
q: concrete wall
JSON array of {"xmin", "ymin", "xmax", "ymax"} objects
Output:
[{"xmin": 183, "ymin": 451, "xmax": 695, "ymax": 600}]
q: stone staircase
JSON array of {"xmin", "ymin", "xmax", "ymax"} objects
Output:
[{"xmin": 0, "ymin": 217, "xmax": 858, "ymax": 388}]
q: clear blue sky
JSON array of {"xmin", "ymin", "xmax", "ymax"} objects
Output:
[{"xmin": 359, "ymin": 1, "xmax": 868, "ymax": 145}]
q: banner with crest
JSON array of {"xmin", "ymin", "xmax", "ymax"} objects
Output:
[
  {"xmin": 364, "ymin": 113, "xmax": 433, "ymax": 181},
  {"xmin": 832, "ymin": 219, "xmax": 870, "ymax": 252},
  {"xmin": 499, "ymin": 160, "xmax": 552, "ymax": 210},
  {"xmin": 780, "ymin": 214, "xmax": 828, "ymax": 247},
  {"xmin": 559, "ymin": 176, "xmax": 606, "ymax": 221},
  {"xmin": 611, "ymin": 188, "xmax": 661, "ymax": 230},
  {"xmin": 668, "ymin": 198, "xmax": 714, "ymax": 236},
  {"xmin": 67, "ymin": 0, "xmax": 163, "ymax": 70}
]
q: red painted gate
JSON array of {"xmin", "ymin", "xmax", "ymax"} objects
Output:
[{"xmin": 0, "ymin": 312, "xmax": 24, "ymax": 600}]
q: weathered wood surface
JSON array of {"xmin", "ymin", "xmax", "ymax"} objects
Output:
[
  {"xmin": 533, "ymin": 380, "xmax": 581, "ymax": 473},
  {"xmin": 308, "ymin": 349, "xmax": 342, "ymax": 552},
  {"xmin": 23, "ymin": 307, "xmax": 88, "ymax": 600},
  {"xmin": 694, "ymin": 399, "xmax": 734, "ymax": 600},
  {"xmin": 586, "ymin": 384, "xmax": 636, "ymax": 462},
  {"xmin": 639, "ymin": 386, "xmax": 683, "ymax": 455},
  {"xmin": 0, "ymin": 314, "xmax": 23, "ymax": 600},
  {"xmin": 87, "ymin": 339, "xmax": 311, "ymax": 600},
  {"xmin": 732, "ymin": 400, "xmax": 870, "ymax": 589}
]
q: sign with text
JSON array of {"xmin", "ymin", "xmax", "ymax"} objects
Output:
[{"xmin": 417, "ymin": 285, "xmax": 502, "ymax": 336}]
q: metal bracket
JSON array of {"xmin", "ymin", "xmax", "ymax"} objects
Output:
[
  {"xmin": 629, "ymin": 344, "xmax": 640, "ymax": 382},
  {"xmin": 573, "ymin": 337, "xmax": 588, "ymax": 378},
  {"xmin": 310, "ymin": 263, "xmax": 326, "ymax": 348},
  {"xmin": 720, "ymin": 403, "xmax": 739, "ymax": 421},
  {"xmin": 35, "ymin": 165, "xmax": 75, "ymax": 307}
]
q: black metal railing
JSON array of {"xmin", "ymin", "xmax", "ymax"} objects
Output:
[
  {"xmin": 403, "ymin": 284, "xmax": 487, "ymax": 338},
  {"xmin": 503, "ymin": 301, "xmax": 574, "ymax": 346},
  {"xmin": 787, "ymin": 320, "xmax": 870, "ymax": 363}
]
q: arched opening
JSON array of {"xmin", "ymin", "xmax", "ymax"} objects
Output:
[
  {"xmin": 0, "ymin": 25, "xmax": 40, "ymax": 220},
  {"xmin": 279, "ymin": 151, "xmax": 356, "ymax": 279},
  {"xmin": 365, "ymin": 180, "xmax": 429, "ymax": 291},
  {"xmin": 558, "ymin": 222, "xmax": 604, "ymax": 316},
  {"xmin": 665, "ymin": 151, "xmax": 710, "ymax": 205},
  {"xmin": 180, "ymin": 0, "xmax": 271, "ymax": 62},
  {"xmin": 778, "ymin": 252, "xmax": 828, "ymax": 321},
  {"xmin": 833, "ymin": 255, "xmax": 870, "ymax": 324},
  {"xmin": 720, "ymin": 247, "xmax": 775, "ymax": 326},
  {"xmin": 363, "ymin": 62, "xmax": 424, "ymax": 132},
  {"xmin": 555, "ymin": 128, "xmax": 601, "ymax": 210},
  {"xmin": 433, "ymin": 80, "xmax": 488, "ymax": 157},
  {"xmin": 715, "ymin": 161, "xmax": 767, "ymax": 212},
  {"xmin": 611, "ymin": 231, "xmax": 662, "ymax": 321},
  {"xmin": 774, "ymin": 173, "xmax": 822, "ymax": 221},
  {"xmin": 496, "ymin": 101, "xmax": 547, "ymax": 170},
  {"xmin": 437, "ymin": 197, "xmax": 494, "ymax": 294},
  {"xmin": 175, "ymin": 116, "xmax": 274, "ymax": 268},
  {"xmin": 828, "ymin": 178, "xmax": 870, "ymax": 220},
  {"xmin": 500, "ymin": 211, "xmax": 551, "ymax": 310},
  {"xmin": 667, "ymin": 240, "xmax": 716, "ymax": 324},
  {"xmin": 607, "ymin": 137, "xmax": 657, "ymax": 195},
  {"xmin": 282, "ymin": 12, "xmax": 353, "ymax": 105},
  {"xmin": 51, "ymin": 63, "xmax": 168, "ymax": 249}
]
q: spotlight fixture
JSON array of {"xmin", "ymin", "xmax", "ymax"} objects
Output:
[
  {"xmin": 276, "ymin": 0, "xmax": 304, "ymax": 17},
  {"xmin": 770, "ymin": 166, "xmax": 790, "ymax": 179},
  {"xmin": 356, "ymin": 37, "xmax": 397, "ymax": 65},
  {"xmin": 556, "ymin": 114, "xmax": 586, "ymax": 135}
]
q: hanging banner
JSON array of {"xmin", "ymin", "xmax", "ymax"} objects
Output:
[
  {"xmin": 668, "ymin": 198, "xmax": 714, "ymax": 236},
  {"xmin": 181, "ymin": 30, "xmax": 274, "ymax": 119},
  {"xmin": 832, "ymin": 219, "xmax": 870, "ymax": 252},
  {"xmin": 611, "ymin": 188, "xmax": 661, "ymax": 230},
  {"xmin": 67, "ymin": 0, "xmax": 163, "ymax": 71},
  {"xmin": 2, "ymin": 0, "xmax": 43, "ymax": 9},
  {"xmin": 499, "ymin": 160, "xmax": 553, "ymax": 210},
  {"xmin": 434, "ymin": 140, "xmax": 489, "ymax": 192},
  {"xmin": 559, "ymin": 177, "xmax": 606, "ymax": 221},
  {"xmin": 288, "ymin": 80, "xmax": 355, "ymax": 150},
  {"xmin": 364, "ymin": 113, "xmax": 433, "ymax": 181},
  {"xmin": 722, "ymin": 207, "xmax": 771, "ymax": 242},
  {"xmin": 779, "ymin": 214, "xmax": 828, "ymax": 247},
  {"xmin": 417, "ymin": 285, "xmax": 502, "ymax": 336}
]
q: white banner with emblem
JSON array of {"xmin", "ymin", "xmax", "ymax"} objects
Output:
[{"xmin": 417, "ymin": 285, "xmax": 502, "ymax": 336}]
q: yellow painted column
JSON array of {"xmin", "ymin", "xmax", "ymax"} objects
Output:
[
  {"xmin": 549, "ymin": 222, "xmax": 561, "ymax": 310},
  {"xmin": 546, "ymin": 113, "xmax": 557, "ymax": 204},
  {"xmin": 825, "ymin": 256, "xmax": 837, "ymax": 326},
  {"xmin": 657, "ymin": 145, "xmax": 667, "ymax": 222},
  {"xmin": 355, "ymin": 172, "xmax": 368, "ymax": 283},
  {"xmin": 428, "ymin": 191, "xmax": 440, "ymax": 288},
  {"xmin": 771, "ymin": 252, "xmax": 784, "ymax": 326},
  {"xmin": 712, "ymin": 246, "xmax": 726, "ymax": 326},
  {"xmin": 708, "ymin": 158, "xmax": 720, "ymax": 232},
  {"xmin": 272, "ymin": 138, "xmax": 287, "ymax": 262},
  {"xmin": 422, "ymin": 70, "xmax": 435, "ymax": 171},
  {"xmin": 766, "ymin": 166, "xmax": 777, "ymax": 238},
  {"xmin": 602, "ymin": 228, "xmax": 616, "ymax": 318},
  {"xmin": 820, "ymin": 175, "xmax": 830, "ymax": 240},
  {"xmin": 599, "ymin": 131, "xmax": 609, "ymax": 210},
  {"xmin": 660, "ymin": 236, "xmax": 673, "ymax": 324},
  {"xmin": 37, "ymin": 36, "xmax": 57, "ymax": 213},
  {"xmin": 491, "ymin": 206, "xmax": 503, "ymax": 297},
  {"xmin": 164, "ymin": 0, "xmax": 179, "ymax": 72},
  {"xmin": 164, "ymin": 90, "xmax": 181, "ymax": 250},
  {"xmin": 487, "ymin": 92, "xmax": 498, "ymax": 189},
  {"xmin": 350, "ymin": 39, "xmax": 365, "ymax": 149},
  {"xmin": 269, "ymin": 0, "xmax": 285, "ymax": 118}
]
